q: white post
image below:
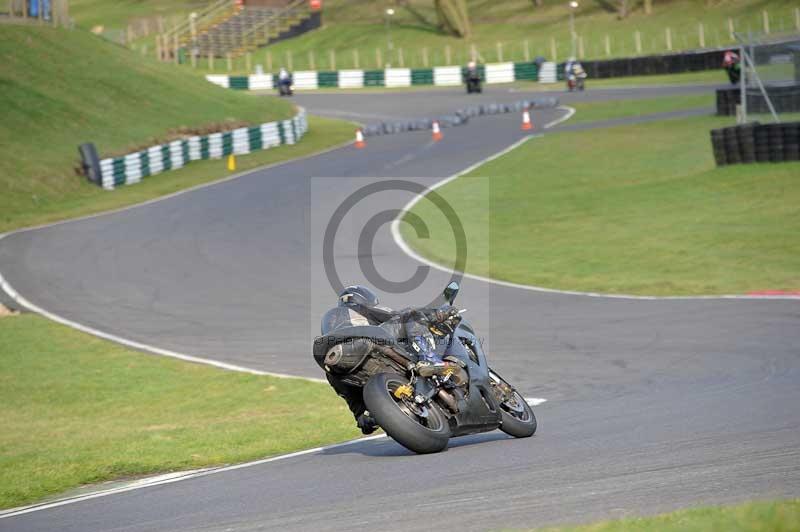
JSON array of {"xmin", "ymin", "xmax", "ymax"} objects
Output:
[
  {"xmin": 329, "ymin": 49, "xmax": 336, "ymax": 70},
  {"xmin": 762, "ymin": 10, "xmax": 769, "ymax": 34},
  {"xmin": 398, "ymin": 47, "xmax": 404, "ymax": 67},
  {"xmin": 578, "ymin": 35, "xmax": 584, "ymax": 59},
  {"xmin": 728, "ymin": 17, "xmax": 735, "ymax": 41},
  {"xmin": 698, "ymin": 23, "xmax": 705, "ymax": 48},
  {"xmin": 496, "ymin": 41, "xmax": 503, "ymax": 62},
  {"xmin": 524, "ymin": 39, "xmax": 530, "ymax": 62},
  {"xmin": 665, "ymin": 27, "xmax": 672, "ymax": 51},
  {"xmin": 634, "ymin": 30, "xmax": 642, "ymax": 54},
  {"xmin": 604, "ymin": 34, "xmax": 611, "ymax": 57},
  {"xmin": 550, "ymin": 37, "xmax": 557, "ymax": 61},
  {"xmin": 352, "ymin": 49, "xmax": 359, "ymax": 69},
  {"xmin": 795, "ymin": 8, "xmax": 800, "ymax": 31},
  {"xmin": 445, "ymin": 45, "xmax": 452, "ymax": 65}
]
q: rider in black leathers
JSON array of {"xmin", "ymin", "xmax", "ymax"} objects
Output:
[{"xmin": 324, "ymin": 285, "xmax": 460, "ymax": 434}]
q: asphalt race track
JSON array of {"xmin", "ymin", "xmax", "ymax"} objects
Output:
[{"xmin": 1, "ymin": 84, "xmax": 799, "ymax": 531}]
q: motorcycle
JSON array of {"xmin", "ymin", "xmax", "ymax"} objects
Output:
[
  {"xmin": 278, "ymin": 77, "xmax": 293, "ymax": 97},
  {"xmin": 566, "ymin": 74, "xmax": 585, "ymax": 92},
  {"xmin": 465, "ymin": 73, "xmax": 482, "ymax": 94},
  {"xmin": 313, "ymin": 282, "xmax": 537, "ymax": 454}
]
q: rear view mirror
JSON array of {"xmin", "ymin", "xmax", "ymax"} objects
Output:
[{"xmin": 443, "ymin": 282, "xmax": 460, "ymax": 304}]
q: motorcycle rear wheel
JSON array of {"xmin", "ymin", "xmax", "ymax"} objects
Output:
[
  {"xmin": 489, "ymin": 369, "xmax": 537, "ymax": 438},
  {"xmin": 363, "ymin": 373, "xmax": 451, "ymax": 454}
]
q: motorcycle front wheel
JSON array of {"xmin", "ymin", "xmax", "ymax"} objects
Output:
[
  {"xmin": 363, "ymin": 373, "xmax": 451, "ymax": 454},
  {"xmin": 489, "ymin": 369, "xmax": 537, "ymax": 438}
]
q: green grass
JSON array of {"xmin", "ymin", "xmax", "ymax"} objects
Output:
[
  {"xmin": 402, "ymin": 112, "xmax": 800, "ymax": 296},
  {"xmin": 0, "ymin": 313, "xmax": 360, "ymax": 509},
  {"xmin": 0, "ymin": 25, "xmax": 353, "ymax": 232},
  {"xmin": 70, "ymin": 0, "xmax": 204, "ymax": 38},
  {"xmin": 566, "ymin": 93, "xmax": 715, "ymax": 124},
  {"xmin": 151, "ymin": 0, "xmax": 800, "ymax": 75},
  {"xmin": 531, "ymin": 499, "xmax": 800, "ymax": 532}
]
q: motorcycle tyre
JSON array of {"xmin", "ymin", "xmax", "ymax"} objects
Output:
[{"xmin": 363, "ymin": 373, "xmax": 451, "ymax": 454}]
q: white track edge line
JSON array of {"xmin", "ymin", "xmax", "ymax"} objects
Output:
[
  {"xmin": 0, "ymin": 434, "xmax": 387, "ymax": 520},
  {"xmin": 0, "ymin": 260, "xmax": 325, "ymax": 382},
  {"xmin": 390, "ymin": 106, "xmax": 800, "ymax": 302}
]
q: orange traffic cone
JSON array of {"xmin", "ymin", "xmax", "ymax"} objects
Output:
[
  {"xmin": 521, "ymin": 108, "xmax": 533, "ymax": 131},
  {"xmin": 432, "ymin": 120, "xmax": 443, "ymax": 141},
  {"xmin": 354, "ymin": 128, "xmax": 366, "ymax": 149}
]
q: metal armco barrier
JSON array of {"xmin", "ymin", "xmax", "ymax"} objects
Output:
[{"xmin": 710, "ymin": 122, "xmax": 800, "ymax": 166}]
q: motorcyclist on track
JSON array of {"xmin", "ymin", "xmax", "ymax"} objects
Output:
[
  {"xmin": 278, "ymin": 67, "xmax": 293, "ymax": 96},
  {"xmin": 565, "ymin": 57, "xmax": 587, "ymax": 91},
  {"xmin": 322, "ymin": 285, "xmax": 461, "ymax": 435}
]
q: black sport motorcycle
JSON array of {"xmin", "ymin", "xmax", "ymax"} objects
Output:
[{"xmin": 313, "ymin": 282, "xmax": 537, "ymax": 454}]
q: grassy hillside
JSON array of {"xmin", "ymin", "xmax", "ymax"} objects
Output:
[
  {"xmin": 70, "ymin": 0, "xmax": 205, "ymax": 34},
  {"xmin": 174, "ymin": 0, "xmax": 798, "ymax": 74},
  {"xmin": 0, "ymin": 25, "xmax": 300, "ymax": 231}
]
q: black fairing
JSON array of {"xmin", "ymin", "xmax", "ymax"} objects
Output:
[{"xmin": 443, "ymin": 319, "xmax": 503, "ymax": 436}]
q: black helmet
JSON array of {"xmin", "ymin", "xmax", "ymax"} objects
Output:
[{"xmin": 338, "ymin": 285, "xmax": 379, "ymax": 308}]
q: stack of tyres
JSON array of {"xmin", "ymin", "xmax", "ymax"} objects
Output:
[
  {"xmin": 754, "ymin": 125, "xmax": 771, "ymax": 162},
  {"xmin": 768, "ymin": 124, "xmax": 784, "ymax": 162},
  {"xmin": 723, "ymin": 127, "xmax": 741, "ymax": 165},
  {"xmin": 783, "ymin": 123, "xmax": 800, "ymax": 161},
  {"xmin": 736, "ymin": 123, "xmax": 756, "ymax": 163},
  {"xmin": 710, "ymin": 129, "xmax": 726, "ymax": 166}
]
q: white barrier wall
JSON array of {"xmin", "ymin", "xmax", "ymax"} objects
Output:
[
  {"xmin": 385, "ymin": 68, "xmax": 411, "ymax": 87},
  {"xmin": 206, "ymin": 75, "xmax": 230, "ymax": 88},
  {"xmin": 249, "ymin": 74, "xmax": 273, "ymax": 90},
  {"xmin": 539, "ymin": 62, "xmax": 557, "ymax": 83},
  {"xmin": 433, "ymin": 66, "xmax": 462, "ymax": 86},
  {"xmin": 293, "ymin": 70, "xmax": 319, "ymax": 90},
  {"xmin": 339, "ymin": 69, "xmax": 365, "ymax": 88},
  {"xmin": 485, "ymin": 62, "xmax": 515, "ymax": 84}
]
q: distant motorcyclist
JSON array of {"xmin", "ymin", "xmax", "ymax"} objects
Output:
[
  {"xmin": 278, "ymin": 67, "xmax": 293, "ymax": 96},
  {"xmin": 464, "ymin": 60, "xmax": 482, "ymax": 94},
  {"xmin": 322, "ymin": 285, "xmax": 460, "ymax": 434},
  {"xmin": 565, "ymin": 57, "xmax": 587, "ymax": 91},
  {"xmin": 722, "ymin": 50, "xmax": 741, "ymax": 85}
]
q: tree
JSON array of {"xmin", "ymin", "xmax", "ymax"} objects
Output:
[
  {"xmin": 618, "ymin": 0, "xmax": 629, "ymax": 19},
  {"xmin": 435, "ymin": 0, "xmax": 471, "ymax": 38}
]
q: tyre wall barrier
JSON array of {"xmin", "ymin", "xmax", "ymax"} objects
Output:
[
  {"xmin": 206, "ymin": 62, "xmax": 539, "ymax": 90},
  {"xmin": 97, "ymin": 109, "xmax": 308, "ymax": 190},
  {"xmin": 716, "ymin": 85, "xmax": 800, "ymax": 116},
  {"xmin": 357, "ymin": 97, "xmax": 559, "ymax": 137},
  {"xmin": 560, "ymin": 48, "xmax": 726, "ymax": 80},
  {"xmin": 710, "ymin": 121, "xmax": 800, "ymax": 166}
]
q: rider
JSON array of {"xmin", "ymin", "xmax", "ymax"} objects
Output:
[
  {"xmin": 722, "ymin": 50, "xmax": 741, "ymax": 85},
  {"xmin": 324, "ymin": 285, "xmax": 459, "ymax": 434},
  {"xmin": 278, "ymin": 67, "xmax": 292, "ymax": 92},
  {"xmin": 564, "ymin": 57, "xmax": 587, "ymax": 90}
]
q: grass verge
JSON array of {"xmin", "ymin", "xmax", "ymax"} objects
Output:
[
  {"xmin": 0, "ymin": 313, "xmax": 359, "ymax": 509},
  {"xmin": 565, "ymin": 93, "xmax": 714, "ymax": 124},
  {"xmin": 531, "ymin": 499, "xmax": 800, "ymax": 532},
  {"xmin": 1, "ymin": 114, "xmax": 354, "ymax": 233},
  {"xmin": 402, "ymin": 112, "xmax": 800, "ymax": 295}
]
